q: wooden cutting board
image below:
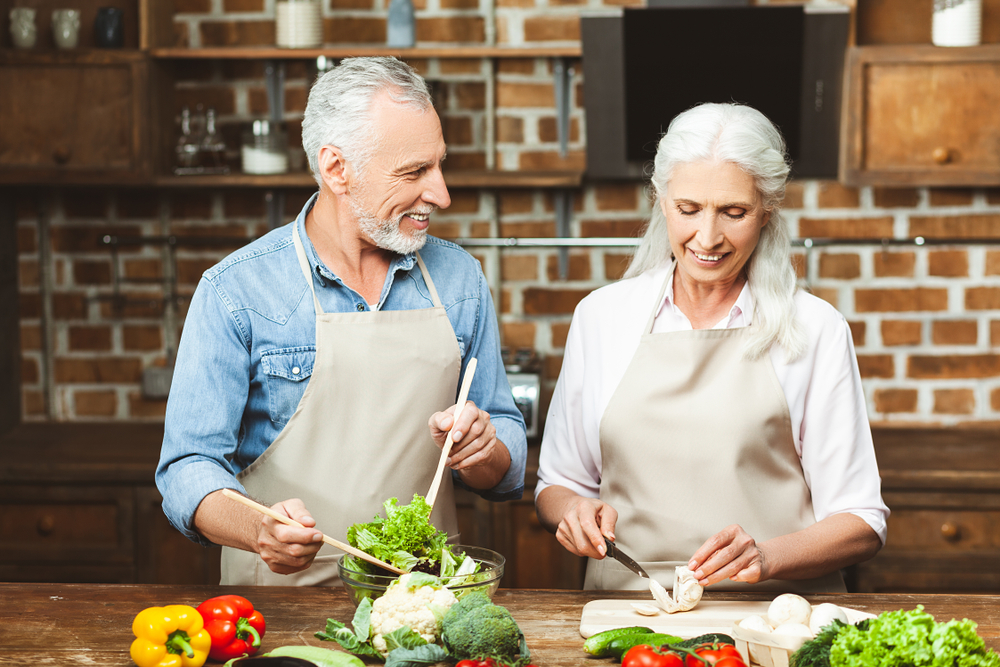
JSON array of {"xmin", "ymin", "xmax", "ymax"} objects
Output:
[{"xmin": 580, "ymin": 599, "xmax": 772, "ymax": 639}]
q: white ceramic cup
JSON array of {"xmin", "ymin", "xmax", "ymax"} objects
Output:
[
  {"xmin": 52, "ymin": 9, "xmax": 82, "ymax": 49},
  {"xmin": 9, "ymin": 7, "xmax": 37, "ymax": 48}
]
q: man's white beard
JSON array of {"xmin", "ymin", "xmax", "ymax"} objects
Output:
[{"xmin": 353, "ymin": 198, "xmax": 431, "ymax": 256}]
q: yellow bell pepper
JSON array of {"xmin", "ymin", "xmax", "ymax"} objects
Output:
[{"xmin": 130, "ymin": 605, "xmax": 212, "ymax": 667}]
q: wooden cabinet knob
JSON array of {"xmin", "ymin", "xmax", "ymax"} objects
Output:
[
  {"xmin": 940, "ymin": 522, "xmax": 960, "ymax": 541},
  {"xmin": 52, "ymin": 147, "xmax": 72, "ymax": 164},
  {"xmin": 37, "ymin": 514, "xmax": 55, "ymax": 536},
  {"xmin": 932, "ymin": 147, "xmax": 951, "ymax": 165}
]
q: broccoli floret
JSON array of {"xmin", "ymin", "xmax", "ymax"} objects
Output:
[{"xmin": 441, "ymin": 593, "xmax": 523, "ymax": 663}]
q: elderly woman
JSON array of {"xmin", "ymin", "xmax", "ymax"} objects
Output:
[{"xmin": 535, "ymin": 103, "xmax": 888, "ymax": 592}]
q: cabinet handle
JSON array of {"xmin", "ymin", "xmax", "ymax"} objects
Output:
[
  {"xmin": 940, "ymin": 522, "xmax": 960, "ymax": 541},
  {"xmin": 932, "ymin": 147, "xmax": 951, "ymax": 165},
  {"xmin": 37, "ymin": 514, "xmax": 56, "ymax": 536},
  {"xmin": 52, "ymin": 147, "xmax": 72, "ymax": 165}
]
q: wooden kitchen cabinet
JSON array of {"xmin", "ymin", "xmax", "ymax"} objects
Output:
[
  {"xmin": 840, "ymin": 44, "xmax": 1000, "ymax": 187},
  {"xmin": 850, "ymin": 426, "xmax": 1000, "ymax": 593},
  {"xmin": 0, "ymin": 51, "xmax": 156, "ymax": 184},
  {"xmin": 0, "ymin": 423, "xmax": 221, "ymax": 584}
]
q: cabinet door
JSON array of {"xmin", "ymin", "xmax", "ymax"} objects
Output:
[
  {"xmin": 841, "ymin": 44, "xmax": 1000, "ymax": 186},
  {"xmin": 0, "ymin": 52, "xmax": 150, "ymax": 183}
]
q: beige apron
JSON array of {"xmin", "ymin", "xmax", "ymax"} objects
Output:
[
  {"xmin": 220, "ymin": 224, "xmax": 460, "ymax": 586},
  {"xmin": 585, "ymin": 265, "xmax": 845, "ymax": 593}
]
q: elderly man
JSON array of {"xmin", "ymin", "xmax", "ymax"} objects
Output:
[{"xmin": 156, "ymin": 57, "xmax": 526, "ymax": 586}]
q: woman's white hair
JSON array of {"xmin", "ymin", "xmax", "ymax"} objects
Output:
[
  {"xmin": 301, "ymin": 57, "xmax": 433, "ymax": 187},
  {"xmin": 625, "ymin": 102, "xmax": 805, "ymax": 362}
]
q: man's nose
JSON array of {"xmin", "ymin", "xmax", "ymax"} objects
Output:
[{"xmin": 423, "ymin": 167, "xmax": 451, "ymax": 210}]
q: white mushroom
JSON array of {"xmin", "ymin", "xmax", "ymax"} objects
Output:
[
  {"xmin": 631, "ymin": 603, "xmax": 661, "ymax": 616},
  {"xmin": 772, "ymin": 622, "xmax": 814, "ymax": 639},
  {"xmin": 648, "ymin": 566, "xmax": 704, "ymax": 614},
  {"xmin": 737, "ymin": 614, "xmax": 773, "ymax": 665},
  {"xmin": 809, "ymin": 603, "xmax": 849, "ymax": 635},
  {"xmin": 767, "ymin": 593, "xmax": 812, "ymax": 628}
]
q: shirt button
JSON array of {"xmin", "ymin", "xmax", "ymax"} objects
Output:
[
  {"xmin": 291, "ymin": 367, "xmax": 300, "ymax": 375},
  {"xmin": 356, "ymin": 303, "xmax": 364, "ymax": 311}
]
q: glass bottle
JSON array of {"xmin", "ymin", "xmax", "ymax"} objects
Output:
[
  {"xmin": 175, "ymin": 106, "xmax": 200, "ymax": 172},
  {"xmin": 200, "ymin": 107, "xmax": 229, "ymax": 173}
]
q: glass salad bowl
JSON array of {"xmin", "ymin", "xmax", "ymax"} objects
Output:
[{"xmin": 338, "ymin": 545, "xmax": 504, "ymax": 607}]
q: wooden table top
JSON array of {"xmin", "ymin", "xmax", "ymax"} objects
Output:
[{"xmin": 1, "ymin": 583, "xmax": 998, "ymax": 665}]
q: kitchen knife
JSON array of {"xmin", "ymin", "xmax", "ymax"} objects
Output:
[{"xmin": 604, "ymin": 538, "xmax": 649, "ymax": 579}]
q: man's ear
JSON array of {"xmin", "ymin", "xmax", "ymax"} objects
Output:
[{"xmin": 317, "ymin": 145, "xmax": 349, "ymax": 195}]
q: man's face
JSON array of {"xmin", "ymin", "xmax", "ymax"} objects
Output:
[{"xmin": 348, "ymin": 92, "xmax": 451, "ymax": 255}]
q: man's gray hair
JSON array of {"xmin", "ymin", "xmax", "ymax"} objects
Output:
[
  {"xmin": 625, "ymin": 102, "xmax": 806, "ymax": 362},
  {"xmin": 302, "ymin": 57, "xmax": 433, "ymax": 187}
]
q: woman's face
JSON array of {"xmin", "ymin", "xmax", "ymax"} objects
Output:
[{"xmin": 661, "ymin": 160, "xmax": 769, "ymax": 290}]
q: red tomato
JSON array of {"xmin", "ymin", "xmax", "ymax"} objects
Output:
[
  {"xmin": 455, "ymin": 661, "xmax": 498, "ymax": 667},
  {"xmin": 684, "ymin": 644, "xmax": 745, "ymax": 667},
  {"xmin": 623, "ymin": 645, "xmax": 685, "ymax": 667},
  {"xmin": 713, "ymin": 657, "xmax": 748, "ymax": 667}
]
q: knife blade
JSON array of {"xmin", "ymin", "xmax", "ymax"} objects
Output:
[{"xmin": 604, "ymin": 538, "xmax": 649, "ymax": 579}]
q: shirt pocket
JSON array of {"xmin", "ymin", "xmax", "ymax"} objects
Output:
[
  {"xmin": 260, "ymin": 347, "xmax": 316, "ymax": 426},
  {"xmin": 455, "ymin": 335, "xmax": 466, "ymax": 358}
]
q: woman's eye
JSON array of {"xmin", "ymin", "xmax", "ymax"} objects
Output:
[
  {"xmin": 679, "ymin": 207, "xmax": 698, "ymax": 216},
  {"xmin": 724, "ymin": 209, "xmax": 747, "ymax": 219}
]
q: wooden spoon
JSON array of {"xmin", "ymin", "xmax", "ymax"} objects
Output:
[
  {"xmin": 426, "ymin": 357, "xmax": 478, "ymax": 509},
  {"xmin": 221, "ymin": 488, "xmax": 405, "ymax": 574}
]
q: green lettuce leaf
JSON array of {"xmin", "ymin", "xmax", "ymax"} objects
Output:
[{"xmin": 384, "ymin": 644, "xmax": 450, "ymax": 667}]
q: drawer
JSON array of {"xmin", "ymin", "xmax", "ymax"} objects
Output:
[
  {"xmin": 883, "ymin": 509, "xmax": 1000, "ymax": 552},
  {"xmin": 853, "ymin": 552, "xmax": 1000, "ymax": 594},
  {"xmin": 0, "ymin": 485, "xmax": 134, "ymax": 565}
]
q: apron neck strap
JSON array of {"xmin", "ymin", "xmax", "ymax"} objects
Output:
[
  {"xmin": 644, "ymin": 261, "xmax": 676, "ymax": 334},
  {"xmin": 292, "ymin": 223, "xmax": 324, "ymax": 315},
  {"xmin": 415, "ymin": 252, "xmax": 443, "ymax": 308}
]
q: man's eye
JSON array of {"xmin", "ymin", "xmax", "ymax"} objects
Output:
[{"xmin": 410, "ymin": 167, "xmax": 427, "ymax": 177}]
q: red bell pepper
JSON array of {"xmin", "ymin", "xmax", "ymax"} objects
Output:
[{"xmin": 195, "ymin": 595, "xmax": 266, "ymax": 662}]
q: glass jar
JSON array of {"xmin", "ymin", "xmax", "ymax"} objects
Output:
[{"xmin": 242, "ymin": 120, "xmax": 289, "ymax": 175}]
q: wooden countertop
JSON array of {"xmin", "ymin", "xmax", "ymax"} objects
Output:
[{"xmin": 1, "ymin": 584, "xmax": 998, "ymax": 665}]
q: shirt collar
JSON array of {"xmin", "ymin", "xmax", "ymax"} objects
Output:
[
  {"xmin": 293, "ymin": 192, "xmax": 417, "ymax": 285},
  {"xmin": 659, "ymin": 260, "xmax": 756, "ymax": 329}
]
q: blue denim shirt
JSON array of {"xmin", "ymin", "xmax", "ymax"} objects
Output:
[{"xmin": 157, "ymin": 193, "xmax": 527, "ymax": 544}]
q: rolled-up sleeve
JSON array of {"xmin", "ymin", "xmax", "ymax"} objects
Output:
[
  {"xmin": 455, "ymin": 270, "xmax": 527, "ymax": 501},
  {"xmin": 156, "ymin": 276, "xmax": 251, "ymax": 545},
  {"xmin": 535, "ymin": 301, "xmax": 603, "ymax": 501},
  {"xmin": 796, "ymin": 312, "xmax": 889, "ymax": 545}
]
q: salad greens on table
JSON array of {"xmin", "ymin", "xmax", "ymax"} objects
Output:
[
  {"xmin": 791, "ymin": 605, "xmax": 1000, "ymax": 667},
  {"xmin": 346, "ymin": 494, "xmax": 478, "ymax": 577}
]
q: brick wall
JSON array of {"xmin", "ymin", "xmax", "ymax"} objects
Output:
[{"xmin": 14, "ymin": 0, "xmax": 1000, "ymax": 426}]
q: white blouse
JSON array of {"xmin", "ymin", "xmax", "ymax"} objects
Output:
[{"xmin": 536, "ymin": 263, "xmax": 889, "ymax": 544}]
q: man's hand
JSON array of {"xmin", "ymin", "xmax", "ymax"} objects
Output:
[
  {"xmin": 687, "ymin": 523, "xmax": 766, "ymax": 586},
  {"xmin": 428, "ymin": 400, "xmax": 510, "ymax": 490},
  {"xmin": 254, "ymin": 498, "xmax": 325, "ymax": 575},
  {"xmin": 193, "ymin": 491, "xmax": 323, "ymax": 575}
]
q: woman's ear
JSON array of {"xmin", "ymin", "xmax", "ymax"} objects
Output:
[{"xmin": 317, "ymin": 145, "xmax": 349, "ymax": 195}]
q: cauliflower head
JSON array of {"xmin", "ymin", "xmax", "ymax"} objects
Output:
[{"xmin": 369, "ymin": 573, "xmax": 458, "ymax": 656}]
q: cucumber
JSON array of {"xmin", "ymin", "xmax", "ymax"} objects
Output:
[
  {"xmin": 583, "ymin": 625, "xmax": 656, "ymax": 656},
  {"xmin": 265, "ymin": 645, "xmax": 366, "ymax": 667},
  {"xmin": 606, "ymin": 632, "xmax": 685, "ymax": 660}
]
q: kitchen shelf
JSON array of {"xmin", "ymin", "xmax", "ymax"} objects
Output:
[
  {"xmin": 149, "ymin": 45, "xmax": 582, "ymax": 60},
  {"xmin": 153, "ymin": 169, "xmax": 582, "ymax": 189}
]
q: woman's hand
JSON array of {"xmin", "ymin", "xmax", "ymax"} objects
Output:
[
  {"xmin": 687, "ymin": 524, "xmax": 768, "ymax": 586},
  {"xmin": 536, "ymin": 486, "xmax": 618, "ymax": 559}
]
